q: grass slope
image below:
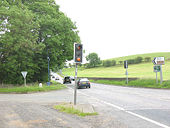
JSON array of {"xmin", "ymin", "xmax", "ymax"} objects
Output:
[
  {"xmin": 63, "ymin": 52, "xmax": 170, "ymax": 80},
  {"xmin": 107, "ymin": 52, "xmax": 170, "ymax": 61}
]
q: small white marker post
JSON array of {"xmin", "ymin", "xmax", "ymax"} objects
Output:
[{"xmin": 21, "ymin": 71, "xmax": 27, "ymax": 86}]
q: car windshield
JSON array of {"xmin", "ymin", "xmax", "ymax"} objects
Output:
[
  {"xmin": 80, "ymin": 78, "xmax": 89, "ymax": 82},
  {"xmin": 65, "ymin": 77, "xmax": 70, "ymax": 79}
]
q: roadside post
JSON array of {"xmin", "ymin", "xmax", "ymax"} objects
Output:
[
  {"xmin": 74, "ymin": 43, "xmax": 83, "ymax": 105},
  {"xmin": 21, "ymin": 71, "xmax": 27, "ymax": 86},
  {"xmin": 124, "ymin": 61, "xmax": 128, "ymax": 84},
  {"xmin": 153, "ymin": 65, "xmax": 161, "ymax": 84},
  {"xmin": 152, "ymin": 57, "xmax": 165, "ymax": 84}
]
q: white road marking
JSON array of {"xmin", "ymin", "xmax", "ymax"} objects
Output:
[{"xmin": 68, "ymin": 87, "xmax": 170, "ymax": 128}]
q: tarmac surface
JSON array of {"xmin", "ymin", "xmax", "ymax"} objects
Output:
[{"xmin": 0, "ymin": 73, "xmax": 170, "ymax": 128}]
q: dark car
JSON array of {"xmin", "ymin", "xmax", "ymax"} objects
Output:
[
  {"xmin": 63, "ymin": 76, "xmax": 71, "ymax": 84},
  {"xmin": 77, "ymin": 78, "xmax": 90, "ymax": 89}
]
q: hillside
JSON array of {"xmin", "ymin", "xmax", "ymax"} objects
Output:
[
  {"xmin": 106, "ymin": 52, "xmax": 170, "ymax": 62},
  {"xmin": 62, "ymin": 52, "xmax": 170, "ymax": 80}
]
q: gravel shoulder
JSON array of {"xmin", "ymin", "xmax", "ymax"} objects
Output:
[
  {"xmin": 0, "ymin": 101, "xmax": 127, "ymax": 128},
  {"xmin": 0, "ymin": 88, "xmax": 127, "ymax": 128}
]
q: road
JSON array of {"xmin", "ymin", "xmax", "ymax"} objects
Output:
[
  {"xmin": 67, "ymin": 82, "xmax": 170, "ymax": 128},
  {"xmin": 0, "ymin": 74, "xmax": 170, "ymax": 128}
]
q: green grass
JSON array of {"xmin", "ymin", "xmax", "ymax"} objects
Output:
[
  {"xmin": 107, "ymin": 52, "xmax": 170, "ymax": 62},
  {"xmin": 0, "ymin": 81, "xmax": 66, "ymax": 93},
  {"xmin": 54, "ymin": 105, "xmax": 98, "ymax": 117},
  {"xmin": 62, "ymin": 52, "xmax": 170, "ymax": 88},
  {"xmin": 62, "ymin": 52, "xmax": 170, "ymax": 80},
  {"xmin": 90, "ymin": 79, "xmax": 170, "ymax": 89},
  {"xmin": 63, "ymin": 61, "xmax": 170, "ymax": 80}
]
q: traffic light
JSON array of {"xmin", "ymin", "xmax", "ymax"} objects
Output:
[
  {"xmin": 74, "ymin": 43, "xmax": 83, "ymax": 63},
  {"xmin": 124, "ymin": 60, "xmax": 128, "ymax": 69}
]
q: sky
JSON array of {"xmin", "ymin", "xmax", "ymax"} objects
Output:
[{"xmin": 56, "ymin": 0, "xmax": 170, "ymax": 60}]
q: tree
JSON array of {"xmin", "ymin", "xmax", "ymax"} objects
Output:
[
  {"xmin": 144, "ymin": 57, "xmax": 151, "ymax": 62},
  {"xmin": 86, "ymin": 53, "xmax": 101, "ymax": 68},
  {"xmin": 119, "ymin": 61, "xmax": 123, "ymax": 65},
  {"xmin": 0, "ymin": 0, "xmax": 80, "ymax": 84},
  {"xmin": 134, "ymin": 57, "xmax": 143, "ymax": 64},
  {"xmin": 103, "ymin": 60, "xmax": 111, "ymax": 67},
  {"xmin": 111, "ymin": 60, "xmax": 116, "ymax": 66},
  {"xmin": 0, "ymin": 5, "xmax": 42, "ymax": 84}
]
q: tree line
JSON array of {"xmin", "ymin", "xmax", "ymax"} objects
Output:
[
  {"xmin": 67, "ymin": 53, "xmax": 152, "ymax": 68},
  {"xmin": 102, "ymin": 56, "xmax": 151, "ymax": 67},
  {"xmin": 0, "ymin": 0, "xmax": 80, "ymax": 84}
]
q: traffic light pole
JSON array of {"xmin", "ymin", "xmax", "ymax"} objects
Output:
[
  {"xmin": 74, "ymin": 63, "xmax": 78, "ymax": 105},
  {"xmin": 126, "ymin": 68, "xmax": 128, "ymax": 84}
]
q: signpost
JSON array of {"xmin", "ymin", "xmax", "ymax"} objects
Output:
[
  {"xmin": 124, "ymin": 61, "xmax": 128, "ymax": 84},
  {"xmin": 152, "ymin": 57, "xmax": 164, "ymax": 84},
  {"xmin": 21, "ymin": 71, "xmax": 27, "ymax": 86},
  {"xmin": 153, "ymin": 65, "xmax": 161, "ymax": 84}
]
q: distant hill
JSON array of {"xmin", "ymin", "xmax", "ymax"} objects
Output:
[
  {"xmin": 62, "ymin": 52, "xmax": 170, "ymax": 80},
  {"xmin": 105, "ymin": 52, "xmax": 170, "ymax": 62}
]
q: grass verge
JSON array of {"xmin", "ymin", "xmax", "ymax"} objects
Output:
[
  {"xmin": 0, "ymin": 81, "xmax": 66, "ymax": 93},
  {"xmin": 90, "ymin": 79, "xmax": 170, "ymax": 89},
  {"xmin": 54, "ymin": 105, "xmax": 98, "ymax": 117}
]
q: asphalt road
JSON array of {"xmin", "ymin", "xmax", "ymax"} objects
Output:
[
  {"xmin": 0, "ymin": 74, "xmax": 170, "ymax": 128},
  {"xmin": 52, "ymin": 73, "xmax": 170, "ymax": 128}
]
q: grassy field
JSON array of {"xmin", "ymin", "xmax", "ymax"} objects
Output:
[
  {"xmin": 0, "ymin": 81, "xmax": 66, "ymax": 93},
  {"xmin": 107, "ymin": 52, "xmax": 170, "ymax": 62},
  {"xmin": 90, "ymin": 79, "xmax": 170, "ymax": 89},
  {"xmin": 62, "ymin": 52, "xmax": 170, "ymax": 80},
  {"xmin": 63, "ymin": 61, "xmax": 170, "ymax": 80}
]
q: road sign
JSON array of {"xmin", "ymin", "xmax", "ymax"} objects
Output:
[
  {"xmin": 152, "ymin": 57, "xmax": 165, "ymax": 65},
  {"xmin": 21, "ymin": 71, "xmax": 27, "ymax": 79},
  {"xmin": 124, "ymin": 61, "xmax": 128, "ymax": 69},
  {"xmin": 154, "ymin": 65, "xmax": 161, "ymax": 72},
  {"xmin": 21, "ymin": 71, "xmax": 27, "ymax": 86}
]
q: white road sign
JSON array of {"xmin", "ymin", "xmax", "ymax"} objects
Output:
[
  {"xmin": 21, "ymin": 71, "xmax": 27, "ymax": 79},
  {"xmin": 152, "ymin": 57, "xmax": 165, "ymax": 65}
]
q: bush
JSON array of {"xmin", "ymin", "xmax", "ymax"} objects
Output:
[
  {"xmin": 127, "ymin": 57, "xmax": 143, "ymax": 64},
  {"xmin": 103, "ymin": 60, "xmax": 116, "ymax": 67},
  {"xmin": 103, "ymin": 60, "xmax": 112, "ymax": 67},
  {"xmin": 111, "ymin": 60, "xmax": 116, "ymax": 66},
  {"xmin": 134, "ymin": 57, "xmax": 143, "ymax": 64},
  {"xmin": 119, "ymin": 61, "xmax": 123, "ymax": 65},
  {"xmin": 127, "ymin": 59, "xmax": 135, "ymax": 64},
  {"xmin": 144, "ymin": 57, "xmax": 151, "ymax": 62}
]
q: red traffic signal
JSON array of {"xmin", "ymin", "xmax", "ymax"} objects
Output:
[{"xmin": 74, "ymin": 43, "xmax": 83, "ymax": 63}]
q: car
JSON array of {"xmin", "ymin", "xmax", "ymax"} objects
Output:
[
  {"xmin": 55, "ymin": 77, "xmax": 59, "ymax": 80},
  {"xmin": 77, "ymin": 78, "xmax": 90, "ymax": 89},
  {"xmin": 63, "ymin": 76, "xmax": 71, "ymax": 84},
  {"xmin": 52, "ymin": 76, "xmax": 55, "ymax": 78},
  {"xmin": 70, "ymin": 76, "xmax": 75, "ymax": 81}
]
